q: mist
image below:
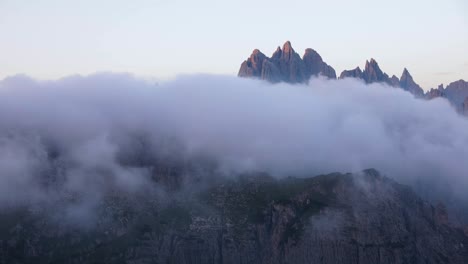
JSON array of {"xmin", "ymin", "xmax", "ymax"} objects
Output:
[{"xmin": 0, "ymin": 73, "xmax": 467, "ymax": 216}]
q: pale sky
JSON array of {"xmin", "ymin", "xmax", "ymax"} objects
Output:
[{"xmin": 1, "ymin": 0, "xmax": 467, "ymax": 90}]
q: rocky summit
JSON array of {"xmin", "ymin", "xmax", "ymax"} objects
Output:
[
  {"xmin": 239, "ymin": 42, "xmax": 426, "ymax": 98},
  {"xmin": 399, "ymin": 68, "xmax": 424, "ymax": 97},
  {"xmin": 1, "ymin": 169, "xmax": 467, "ymax": 264},
  {"xmin": 238, "ymin": 41, "xmax": 336, "ymax": 84},
  {"xmin": 239, "ymin": 41, "xmax": 467, "ymax": 111}
]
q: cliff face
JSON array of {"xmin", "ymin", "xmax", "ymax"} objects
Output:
[
  {"xmin": 1, "ymin": 170, "xmax": 467, "ymax": 264},
  {"xmin": 238, "ymin": 41, "xmax": 336, "ymax": 83}
]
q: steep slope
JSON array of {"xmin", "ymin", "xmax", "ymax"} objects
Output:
[
  {"xmin": 1, "ymin": 170, "xmax": 467, "ymax": 264},
  {"xmin": 399, "ymin": 68, "xmax": 424, "ymax": 97}
]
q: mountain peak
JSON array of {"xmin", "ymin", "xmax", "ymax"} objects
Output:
[
  {"xmin": 281, "ymin": 41, "xmax": 295, "ymax": 60},
  {"xmin": 252, "ymin": 49, "xmax": 262, "ymax": 55},
  {"xmin": 283, "ymin": 41, "xmax": 293, "ymax": 51},
  {"xmin": 362, "ymin": 58, "xmax": 388, "ymax": 84},
  {"xmin": 402, "ymin": 68, "xmax": 411, "ymax": 77},
  {"xmin": 400, "ymin": 68, "xmax": 413, "ymax": 80},
  {"xmin": 238, "ymin": 42, "xmax": 336, "ymax": 83},
  {"xmin": 400, "ymin": 68, "xmax": 423, "ymax": 96},
  {"xmin": 303, "ymin": 48, "xmax": 322, "ymax": 61},
  {"xmin": 366, "ymin": 58, "xmax": 379, "ymax": 68}
]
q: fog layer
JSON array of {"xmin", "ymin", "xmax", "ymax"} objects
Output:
[{"xmin": 0, "ymin": 73, "xmax": 467, "ymax": 209}]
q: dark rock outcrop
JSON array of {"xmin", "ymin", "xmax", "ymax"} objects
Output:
[
  {"xmin": 1, "ymin": 170, "xmax": 467, "ymax": 264},
  {"xmin": 339, "ymin": 60, "xmax": 425, "ymax": 97},
  {"xmin": 426, "ymin": 88, "xmax": 445, "ymax": 100},
  {"xmin": 339, "ymin": 58, "xmax": 391, "ymax": 85},
  {"xmin": 399, "ymin": 68, "xmax": 424, "ymax": 97},
  {"xmin": 339, "ymin": 67, "xmax": 363, "ymax": 79},
  {"xmin": 238, "ymin": 41, "xmax": 336, "ymax": 83},
  {"xmin": 362, "ymin": 58, "xmax": 391, "ymax": 84}
]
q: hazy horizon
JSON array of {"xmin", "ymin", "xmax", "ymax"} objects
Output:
[{"xmin": 1, "ymin": 0, "xmax": 467, "ymax": 90}]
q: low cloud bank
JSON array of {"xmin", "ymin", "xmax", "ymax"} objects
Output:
[{"xmin": 0, "ymin": 73, "xmax": 467, "ymax": 213}]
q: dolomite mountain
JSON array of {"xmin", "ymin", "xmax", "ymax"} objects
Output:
[
  {"xmin": 238, "ymin": 41, "xmax": 336, "ymax": 84},
  {"xmin": 1, "ymin": 168, "xmax": 468, "ymax": 264},
  {"xmin": 239, "ymin": 41, "xmax": 467, "ymax": 112}
]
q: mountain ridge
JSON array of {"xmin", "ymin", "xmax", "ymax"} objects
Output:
[{"xmin": 239, "ymin": 41, "xmax": 467, "ymax": 112}]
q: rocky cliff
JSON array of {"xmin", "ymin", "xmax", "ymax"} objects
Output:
[{"xmin": 1, "ymin": 169, "xmax": 467, "ymax": 264}]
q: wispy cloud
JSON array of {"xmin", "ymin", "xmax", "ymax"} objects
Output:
[{"xmin": 433, "ymin": 71, "xmax": 455, "ymax": 76}]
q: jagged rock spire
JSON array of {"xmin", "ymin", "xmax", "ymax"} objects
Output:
[
  {"xmin": 400, "ymin": 68, "xmax": 424, "ymax": 97},
  {"xmin": 362, "ymin": 58, "xmax": 390, "ymax": 84}
]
